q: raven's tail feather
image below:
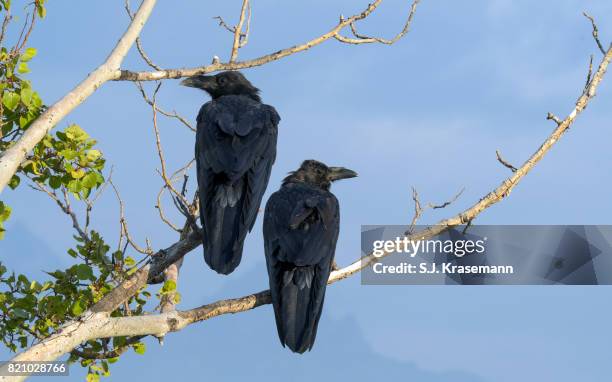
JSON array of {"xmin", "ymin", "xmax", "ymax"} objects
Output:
[
  {"xmin": 276, "ymin": 264, "xmax": 323, "ymax": 353},
  {"xmin": 202, "ymin": 181, "xmax": 246, "ymax": 275}
]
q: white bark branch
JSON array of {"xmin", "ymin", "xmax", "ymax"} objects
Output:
[{"xmin": 0, "ymin": 0, "xmax": 158, "ymax": 194}]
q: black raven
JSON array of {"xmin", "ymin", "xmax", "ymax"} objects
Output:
[
  {"xmin": 263, "ymin": 160, "xmax": 357, "ymax": 353},
  {"xmin": 181, "ymin": 71, "xmax": 280, "ymax": 275}
]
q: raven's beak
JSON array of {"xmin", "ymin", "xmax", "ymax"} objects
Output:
[
  {"xmin": 180, "ymin": 75, "xmax": 215, "ymax": 89},
  {"xmin": 328, "ymin": 167, "xmax": 358, "ymax": 181}
]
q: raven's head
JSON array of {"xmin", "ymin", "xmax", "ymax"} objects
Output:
[
  {"xmin": 284, "ymin": 160, "xmax": 358, "ymax": 190},
  {"xmin": 180, "ymin": 71, "xmax": 260, "ymax": 101}
]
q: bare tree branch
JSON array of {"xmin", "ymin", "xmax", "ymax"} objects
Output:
[
  {"xmin": 239, "ymin": 2, "xmax": 252, "ymax": 49},
  {"xmin": 125, "ymin": 0, "xmax": 161, "ymax": 71},
  {"xmin": 495, "ymin": 150, "xmax": 517, "ymax": 172},
  {"xmin": 406, "ymin": 187, "xmax": 464, "ymax": 233},
  {"xmin": 428, "ymin": 188, "xmax": 465, "ymax": 210},
  {"xmin": 113, "ymin": 0, "xmax": 420, "ymax": 81},
  {"xmin": 109, "ymin": 178, "xmax": 151, "ymax": 255},
  {"xmin": 335, "ymin": 0, "xmax": 419, "ymax": 44},
  {"xmin": 27, "ymin": 178, "xmax": 89, "ymax": 242},
  {"xmin": 546, "ymin": 112, "xmax": 562, "ymax": 125},
  {"xmin": 583, "ymin": 12, "xmax": 607, "ymax": 55},
  {"xmin": 408, "ymin": 187, "xmax": 423, "ymax": 230},
  {"xmin": 585, "ymin": 54, "xmax": 594, "ymax": 89},
  {"xmin": 230, "ymin": 0, "xmax": 250, "ymax": 62},
  {"xmin": 135, "ymin": 82, "xmax": 195, "ymax": 131},
  {"xmin": 213, "ymin": 15, "xmax": 236, "ymax": 34}
]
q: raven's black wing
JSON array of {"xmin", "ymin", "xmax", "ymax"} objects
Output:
[
  {"xmin": 196, "ymin": 95, "xmax": 279, "ymax": 274},
  {"xmin": 263, "ymin": 183, "xmax": 340, "ymax": 353}
]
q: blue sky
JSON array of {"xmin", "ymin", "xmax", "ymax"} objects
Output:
[{"xmin": 2, "ymin": 0, "xmax": 612, "ymax": 380}]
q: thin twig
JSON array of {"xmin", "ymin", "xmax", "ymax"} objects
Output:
[
  {"xmin": 16, "ymin": 10, "xmax": 36, "ymax": 52},
  {"xmin": 135, "ymin": 82, "xmax": 194, "ymax": 131},
  {"xmin": 229, "ymin": 0, "xmax": 250, "ymax": 62},
  {"xmin": 0, "ymin": 7, "xmax": 12, "ymax": 46},
  {"xmin": 495, "ymin": 150, "xmax": 517, "ymax": 172},
  {"xmin": 407, "ymin": 187, "xmax": 423, "ymax": 232},
  {"xmin": 213, "ymin": 16, "xmax": 236, "ymax": 33},
  {"xmin": 125, "ymin": 0, "xmax": 161, "ymax": 70},
  {"xmin": 149, "ymin": 83, "xmax": 190, "ymax": 208},
  {"xmin": 335, "ymin": 0, "xmax": 420, "ymax": 45},
  {"xmin": 585, "ymin": 54, "xmax": 594, "ymax": 90},
  {"xmin": 546, "ymin": 112, "xmax": 562, "ymax": 125},
  {"xmin": 27, "ymin": 179, "xmax": 88, "ymax": 242},
  {"xmin": 428, "ymin": 187, "xmax": 465, "ymax": 209},
  {"xmin": 406, "ymin": 187, "xmax": 465, "ymax": 234},
  {"xmin": 109, "ymin": 178, "xmax": 151, "ymax": 255},
  {"xmin": 238, "ymin": 1, "xmax": 251, "ymax": 49},
  {"xmin": 156, "ymin": 186, "xmax": 181, "ymax": 232},
  {"xmin": 583, "ymin": 12, "xmax": 607, "ymax": 55}
]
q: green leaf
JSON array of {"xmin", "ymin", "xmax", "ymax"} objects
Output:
[
  {"xmin": 70, "ymin": 168, "xmax": 85, "ymax": 180},
  {"xmin": 20, "ymin": 47, "xmax": 37, "ymax": 62},
  {"xmin": 17, "ymin": 62, "xmax": 30, "ymax": 74},
  {"xmin": 173, "ymin": 292, "xmax": 182, "ymax": 304},
  {"xmin": 86, "ymin": 374, "xmax": 100, "ymax": 382},
  {"xmin": 81, "ymin": 172, "xmax": 99, "ymax": 189},
  {"xmin": 56, "ymin": 131, "xmax": 68, "ymax": 142},
  {"xmin": 65, "ymin": 124, "xmax": 89, "ymax": 142},
  {"xmin": 20, "ymin": 87, "xmax": 33, "ymax": 106},
  {"xmin": 2, "ymin": 91, "xmax": 20, "ymax": 111},
  {"xmin": 8, "ymin": 175, "xmax": 20, "ymax": 190},
  {"xmin": 1, "ymin": 1, "xmax": 11, "ymax": 12},
  {"xmin": 59, "ymin": 149, "xmax": 77, "ymax": 160},
  {"xmin": 48, "ymin": 176, "xmax": 62, "ymax": 189},
  {"xmin": 19, "ymin": 115, "xmax": 30, "ymax": 129},
  {"xmin": 13, "ymin": 308, "xmax": 29, "ymax": 319},
  {"xmin": 86, "ymin": 149, "xmax": 101, "ymax": 162},
  {"xmin": 132, "ymin": 342, "xmax": 146, "ymax": 355},
  {"xmin": 124, "ymin": 256, "xmax": 135, "ymax": 267},
  {"xmin": 31, "ymin": 92, "xmax": 42, "ymax": 108},
  {"xmin": 71, "ymin": 300, "xmax": 83, "ymax": 316},
  {"xmin": 36, "ymin": 3, "xmax": 46, "ymax": 18},
  {"xmin": 75, "ymin": 264, "xmax": 93, "ymax": 280},
  {"xmin": 0, "ymin": 201, "xmax": 11, "ymax": 222},
  {"xmin": 161, "ymin": 280, "xmax": 176, "ymax": 294},
  {"xmin": 112, "ymin": 336, "xmax": 126, "ymax": 348},
  {"xmin": 18, "ymin": 274, "xmax": 29, "ymax": 285}
]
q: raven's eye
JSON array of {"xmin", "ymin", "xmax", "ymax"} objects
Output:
[{"xmin": 218, "ymin": 76, "xmax": 227, "ymax": 85}]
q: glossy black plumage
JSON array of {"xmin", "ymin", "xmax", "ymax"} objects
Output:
[
  {"xmin": 183, "ymin": 71, "xmax": 280, "ymax": 275},
  {"xmin": 263, "ymin": 160, "xmax": 357, "ymax": 353}
]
